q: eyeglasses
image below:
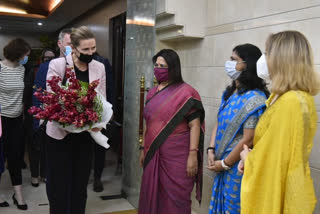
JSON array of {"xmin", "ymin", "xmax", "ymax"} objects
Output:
[{"xmin": 154, "ymin": 63, "xmax": 168, "ymax": 68}]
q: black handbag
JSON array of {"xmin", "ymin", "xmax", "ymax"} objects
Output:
[{"xmin": 100, "ymin": 120, "xmax": 121, "ymax": 149}]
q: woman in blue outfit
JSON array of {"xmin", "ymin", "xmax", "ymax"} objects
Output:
[{"xmin": 207, "ymin": 44, "xmax": 269, "ymax": 214}]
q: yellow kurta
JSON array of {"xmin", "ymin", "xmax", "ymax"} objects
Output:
[{"xmin": 241, "ymin": 91, "xmax": 317, "ymax": 214}]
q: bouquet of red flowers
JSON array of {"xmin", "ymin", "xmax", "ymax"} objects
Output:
[{"xmin": 29, "ymin": 68, "xmax": 113, "ymax": 149}]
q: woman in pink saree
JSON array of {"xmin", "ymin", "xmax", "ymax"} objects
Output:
[{"xmin": 138, "ymin": 49, "xmax": 205, "ymax": 214}]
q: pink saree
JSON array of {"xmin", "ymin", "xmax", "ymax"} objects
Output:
[{"xmin": 138, "ymin": 83, "xmax": 205, "ymax": 214}]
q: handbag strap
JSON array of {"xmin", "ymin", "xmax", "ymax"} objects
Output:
[{"xmin": 61, "ymin": 56, "xmax": 69, "ymax": 85}]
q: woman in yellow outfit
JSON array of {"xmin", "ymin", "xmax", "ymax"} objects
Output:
[{"xmin": 239, "ymin": 30, "xmax": 319, "ymax": 214}]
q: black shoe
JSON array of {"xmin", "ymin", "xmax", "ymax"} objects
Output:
[
  {"xmin": 31, "ymin": 182, "xmax": 39, "ymax": 187},
  {"xmin": 12, "ymin": 194, "xmax": 28, "ymax": 210},
  {"xmin": 93, "ymin": 179, "xmax": 104, "ymax": 192},
  {"xmin": 0, "ymin": 201, "xmax": 9, "ymax": 207}
]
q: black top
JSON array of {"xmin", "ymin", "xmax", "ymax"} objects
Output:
[{"xmin": 75, "ymin": 65, "xmax": 89, "ymax": 83}]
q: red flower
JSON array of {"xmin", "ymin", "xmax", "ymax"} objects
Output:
[{"xmin": 28, "ymin": 66, "xmax": 102, "ymax": 129}]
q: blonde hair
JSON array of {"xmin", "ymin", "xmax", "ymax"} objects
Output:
[
  {"xmin": 266, "ymin": 30, "xmax": 320, "ymax": 96},
  {"xmin": 70, "ymin": 26, "xmax": 95, "ymax": 47}
]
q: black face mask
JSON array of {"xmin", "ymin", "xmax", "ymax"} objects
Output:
[{"xmin": 77, "ymin": 51, "xmax": 93, "ymax": 63}]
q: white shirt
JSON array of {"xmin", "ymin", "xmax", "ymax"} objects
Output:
[{"xmin": 0, "ymin": 61, "xmax": 25, "ymax": 118}]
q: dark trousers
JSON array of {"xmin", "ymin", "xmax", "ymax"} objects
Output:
[
  {"xmin": 93, "ymin": 143, "xmax": 106, "ymax": 179},
  {"xmin": 28, "ymin": 135, "xmax": 46, "ymax": 178},
  {"xmin": 2, "ymin": 116, "xmax": 24, "ymax": 186},
  {"xmin": 46, "ymin": 132, "xmax": 93, "ymax": 214},
  {"xmin": 28, "ymin": 125, "xmax": 46, "ymax": 178}
]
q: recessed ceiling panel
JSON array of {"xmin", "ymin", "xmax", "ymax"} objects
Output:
[
  {"xmin": 0, "ymin": 0, "xmax": 107, "ymax": 34},
  {"xmin": 0, "ymin": 0, "xmax": 64, "ymax": 18}
]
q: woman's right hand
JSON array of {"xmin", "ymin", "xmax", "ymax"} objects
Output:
[
  {"xmin": 207, "ymin": 150, "xmax": 215, "ymax": 167},
  {"xmin": 139, "ymin": 150, "xmax": 145, "ymax": 168},
  {"xmin": 238, "ymin": 160, "xmax": 244, "ymax": 174},
  {"xmin": 240, "ymin": 144, "xmax": 250, "ymax": 161},
  {"xmin": 238, "ymin": 144, "xmax": 251, "ymax": 173}
]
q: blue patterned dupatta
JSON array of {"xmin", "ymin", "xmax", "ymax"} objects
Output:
[{"xmin": 209, "ymin": 90, "xmax": 266, "ymax": 214}]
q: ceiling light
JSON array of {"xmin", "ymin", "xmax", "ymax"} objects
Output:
[
  {"xmin": 126, "ymin": 16, "xmax": 155, "ymax": 26},
  {"xmin": 37, "ymin": 22, "xmax": 43, "ymax": 26},
  {"xmin": 0, "ymin": 6, "xmax": 27, "ymax": 14},
  {"xmin": 49, "ymin": 0, "xmax": 64, "ymax": 11}
]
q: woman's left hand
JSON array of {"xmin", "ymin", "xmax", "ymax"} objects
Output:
[
  {"xmin": 91, "ymin": 127, "xmax": 102, "ymax": 132},
  {"xmin": 187, "ymin": 153, "xmax": 198, "ymax": 177},
  {"xmin": 207, "ymin": 160, "xmax": 224, "ymax": 172}
]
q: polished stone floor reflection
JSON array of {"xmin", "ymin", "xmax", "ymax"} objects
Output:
[{"xmin": 0, "ymin": 149, "xmax": 134, "ymax": 214}]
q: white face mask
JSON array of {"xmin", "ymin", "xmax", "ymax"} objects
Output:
[
  {"xmin": 256, "ymin": 54, "xmax": 270, "ymax": 81},
  {"xmin": 225, "ymin": 61, "xmax": 241, "ymax": 80}
]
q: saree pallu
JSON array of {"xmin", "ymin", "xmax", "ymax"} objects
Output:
[
  {"xmin": 138, "ymin": 83, "xmax": 205, "ymax": 214},
  {"xmin": 209, "ymin": 90, "xmax": 266, "ymax": 214},
  {"xmin": 241, "ymin": 91, "xmax": 317, "ymax": 214}
]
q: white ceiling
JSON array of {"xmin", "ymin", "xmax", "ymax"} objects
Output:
[{"xmin": 0, "ymin": 0, "xmax": 107, "ymax": 34}]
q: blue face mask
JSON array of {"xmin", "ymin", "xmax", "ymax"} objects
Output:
[
  {"xmin": 64, "ymin": 46, "xmax": 72, "ymax": 56},
  {"xmin": 19, "ymin": 56, "xmax": 28, "ymax": 65}
]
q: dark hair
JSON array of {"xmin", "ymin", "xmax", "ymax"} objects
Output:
[
  {"xmin": 3, "ymin": 38, "xmax": 31, "ymax": 62},
  {"xmin": 152, "ymin": 49, "xmax": 184, "ymax": 84},
  {"xmin": 41, "ymin": 47, "xmax": 56, "ymax": 62},
  {"xmin": 224, "ymin": 44, "xmax": 270, "ymax": 100}
]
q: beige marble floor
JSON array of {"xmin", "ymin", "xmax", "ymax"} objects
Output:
[
  {"xmin": 0, "ymin": 149, "xmax": 199, "ymax": 214},
  {"xmin": 0, "ymin": 150, "xmax": 134, "ymax": 214}
]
